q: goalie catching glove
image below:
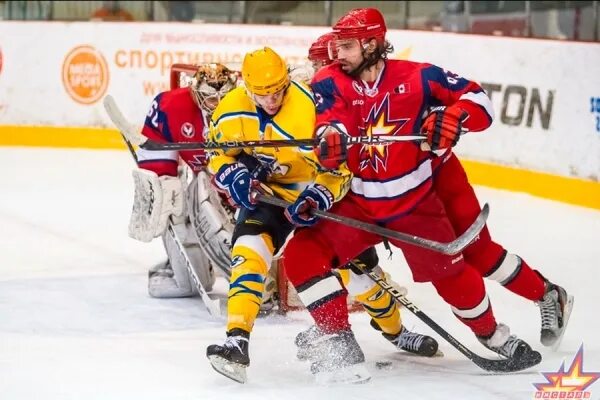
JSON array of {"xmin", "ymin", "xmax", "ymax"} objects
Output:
[
  {"xmin": 421, "ymin": 105, "xmax": 469, "ymax": 151},
  {"xmin": 129, "ymin": 168, "xmax": 185, "ymax": 242},
  {"xmin": 285, "ymin": 184, "xmax": 333, "ymax": 227}
]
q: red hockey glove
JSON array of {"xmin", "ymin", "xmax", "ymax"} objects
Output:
[
  {"xmin": 421, "ymin": 106, "xmax": 469, "ymax": 151},
  {"xmin": 315, "ymin": 124, "xmax": 348, "ymax": 170}
]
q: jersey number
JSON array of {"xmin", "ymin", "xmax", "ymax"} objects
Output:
[{"xmin": 147, "ymin": 100, "xmax": 159, "ymax": 128}]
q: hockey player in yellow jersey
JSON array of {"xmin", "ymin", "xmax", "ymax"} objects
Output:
[{"xmin": 205, "ymin": 47, "xmax": 352, "ymax": 384}]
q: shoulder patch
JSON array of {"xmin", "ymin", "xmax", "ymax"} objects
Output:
[{"xmin": 311, "ymin": 77, "xmax": 338, "ymax": 114}]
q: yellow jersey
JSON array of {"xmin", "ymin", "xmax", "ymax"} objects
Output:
[{"xmin": 208, "ymin": 82, "xmax": 352, "ymax": 203}]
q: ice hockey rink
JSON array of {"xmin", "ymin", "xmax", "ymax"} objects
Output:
[{"xmin": 1, "ymin": 146, "xmax": 599, "ymax": 400}]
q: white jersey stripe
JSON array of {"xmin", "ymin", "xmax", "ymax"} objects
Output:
[
  {"xmin": 137, "ymin": 148, "xmax": 178, "ymax": 162},
  {"xmin": 350, "ymin": 159, "xmax": 432, "ymax": 199},
  {"xmin": 460, "ymin": 91, "xmax": 495, "ymax": 120}
]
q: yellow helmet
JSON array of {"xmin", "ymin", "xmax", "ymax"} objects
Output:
[{"xmin": 242, "ymin": 47, "xmax": 290, "ymax": 96}]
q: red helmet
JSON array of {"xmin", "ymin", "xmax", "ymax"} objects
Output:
[
  {"xmin": 308, "ymin": 32, "xmax": 335, "ymax": 64},
  {"xmin": 332, "ymin": 8, "xmax": 387, "ymax": 43}
]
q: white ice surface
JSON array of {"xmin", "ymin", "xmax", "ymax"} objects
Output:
[{"xmin": 1, "ymin": 147, "xmax": 599, "ymax": 400}]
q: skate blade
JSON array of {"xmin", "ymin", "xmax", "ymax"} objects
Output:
[
  {"xmin": 400, "ymin": 349, "xmax": 444, "ymax": 358},
  {"xmin": 314, "ymin": 363, "xmax": 371, "ymax": 385},
  {"xmin": 208, "ymin": 354, "xmax": 247, "ymax": 384},
  {"xmin": 551, "ymin": 295, "xmax": 575, "ymax": 352}
]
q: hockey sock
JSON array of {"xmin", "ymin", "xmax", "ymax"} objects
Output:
[
  {"xmin": 484, "ymin": 250, "xmax": 546, "ymax": 301},
  {"xmin": 433, "ymin": 265, "xmax": 497, "ymax": 337},
  {"xmin": 226, "ymin": 233, "xmax": 273, "ymax": 333}
]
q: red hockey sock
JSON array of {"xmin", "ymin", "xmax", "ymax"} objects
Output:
[
  {"xmin": 283, "ymin": 229, "xmax": 351, "ymax": 334},
  {"xmin": 432, "ymin": 265, "xmax": 497, "ymax": 337},
  {"xmin": 306, "ymin": 294, "xmax": 351, "ymax": 334},
  {"xmin": 503, "ymin": 260, "xmax": 546, "ymax": 301}
]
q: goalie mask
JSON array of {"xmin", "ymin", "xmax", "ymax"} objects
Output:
[{"xmin": 191, "ymin": 63, "xmax": 238, "ymax": 116}]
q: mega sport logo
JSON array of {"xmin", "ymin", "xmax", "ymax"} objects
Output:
[{"xmin": 62, "ymin": 45, "xmax": 109, "ymax": 105}]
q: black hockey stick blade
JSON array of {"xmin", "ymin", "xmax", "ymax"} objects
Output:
[
  {"xmin": 360, "ymin": 267, "xmax": 541, "ymax": 373},
  {"xmin": 255, "ymin": 193, "xmax": 488, "ymax": 255}
]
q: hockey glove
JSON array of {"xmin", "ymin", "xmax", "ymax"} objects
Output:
[
  {"xmin": 421, "ymin": 106, "xmax": 469, "ymax": 151},
  {"xmin": 315, "ymin": 124, "xmax": 348, "ymax": 170},
  {"xmin": 285, "ymin": 184, "xmax": 333, "ymax": 227},
  {"xmin": 213, "ymin": 162, "xmax": 256, "ymax": 210}
]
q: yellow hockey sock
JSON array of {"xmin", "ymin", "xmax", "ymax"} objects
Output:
[
  {"xmin": 338, "ymin": 268, "xmax": 402, "ymax": 335},
  {"xmin": 226, "ymin": 234, "xmax": 274, "ymax": 333}
]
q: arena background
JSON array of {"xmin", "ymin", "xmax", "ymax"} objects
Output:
[{"xmin": 1, "ymin": 1, "xmax": 599, "ymax": 210}]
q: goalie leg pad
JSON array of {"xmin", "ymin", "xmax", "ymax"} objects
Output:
[
  {"xmin": 148, "ymin": 260, "xmax": 194, "ymax": 299},
  {"xmin": 187, "ymin": 171, "xmax": 235, "ymax": 277},
  {"xmin": 129, "ymin": 168, "xmax": 184, "ymax": 242},
  {"xmin": 160, "ymin": 222, "xmax": 215, "ymax": 296}
]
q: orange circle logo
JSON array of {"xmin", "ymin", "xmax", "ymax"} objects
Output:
[{"xmin": 62, "ymin": 45, "xmax": 109, "ymax": 105}]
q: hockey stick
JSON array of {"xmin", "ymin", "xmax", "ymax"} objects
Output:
[
  {"xmin": 165, "ymin": 222, "xmax": 222, "ymax": 317},
  {"xmin": 107, "ymin": 98, "xmax": 222, "ymax": 317},
  {"xmin": 255, "ymin": 193, "xmax": 488, "ymax": 256},
  {"xmin": 103, "ymin": 94, "xmax": 426, "ymax": 151},
  {"xmin": 351, "ymin": 262, "xmax": 541, "ymax": 373}
]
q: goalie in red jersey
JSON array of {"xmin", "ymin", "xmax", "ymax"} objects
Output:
[
  {"xmin": 283, "ymin": 8, "xmax": 572, "ymax": 376},
  {"xmin": 127, "ymin": 64, "xmax": 242, "ymax": 302}
]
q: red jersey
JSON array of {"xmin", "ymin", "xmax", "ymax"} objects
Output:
[
  {"xmin": 137, "ymin": 87, "xmax": 208, "ymax": 177},
  {"xmin": 311, "ymin": 59, "xmax": 494, "ymax": 222}
]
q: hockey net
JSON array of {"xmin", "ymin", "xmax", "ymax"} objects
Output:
[
  {"xmin": 170, "ymin": 63, "xmax": 362, "ymax": 314},
  {"xmin": 170, "ymin": 63, "xmax": 201, "ymax": 89}
]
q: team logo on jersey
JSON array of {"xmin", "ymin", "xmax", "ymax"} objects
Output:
[
  {"xmin": 188, "ymin": 154, "xmax": 206, "ymax": 171},
  {"xmin": 352, "ymin": 81, "xmax": 364, "ymax": 96},
  {"xmin": 254, "ymin": 153, "xmax": 289, "ymax": 176},
  {"xmin": 181, "ymin": 122, "xmax": 195, "ymax": 138},
  {"xmin": 358, "ymin": 93, "xmax": 410, "ymax": 172}
]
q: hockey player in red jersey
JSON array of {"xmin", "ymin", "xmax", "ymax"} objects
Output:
[
  {"xmin": 283, "ymin": 8, "xmax": 550, "ymax": 372},
  {"xmin": 293, "ymin": 31, "xmax": 441, "ymax": 364},
  {"xmin": 305, "ymin": 24, "xmax": 573, "ymax": 353},
  {"xmin": 128, "ymin": 63, "xmax": 239, "ymax": 300},
  {"xmin": 308, "ymin": 31, "xmax": 335, "ymax": 71}
]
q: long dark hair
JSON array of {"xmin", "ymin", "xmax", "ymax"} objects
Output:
[{"xmin": 349, "ymin": 39, "xmax": 394, "ymax": 78}]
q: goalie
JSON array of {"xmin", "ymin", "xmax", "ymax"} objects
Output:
[{"xmin": 128, "ymin": 63, "xmax": 248, "ymax": 302}]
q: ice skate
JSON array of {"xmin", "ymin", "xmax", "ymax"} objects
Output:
[
  {"xmin": 478, "ymin": 323, "xmax": 541, "ymax": 368},
  {"xmin": 370, "ymin": 319, "xmax": 440, "ymax": 357},
  {"xmin": 308, "ymin": 329, "xmax": 371, "ymax": 385},
  {"xmin": 206, "ymin": 329, "xmax": 250, "ymax": 384},
  {"xmin": 537, "ymin": 281, "xmax": 574, "ymax": 350}
]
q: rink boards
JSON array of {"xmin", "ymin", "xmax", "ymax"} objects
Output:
[{"xmin": 0, "ymin": 22, "xmax": 598, "ymax": 209}]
